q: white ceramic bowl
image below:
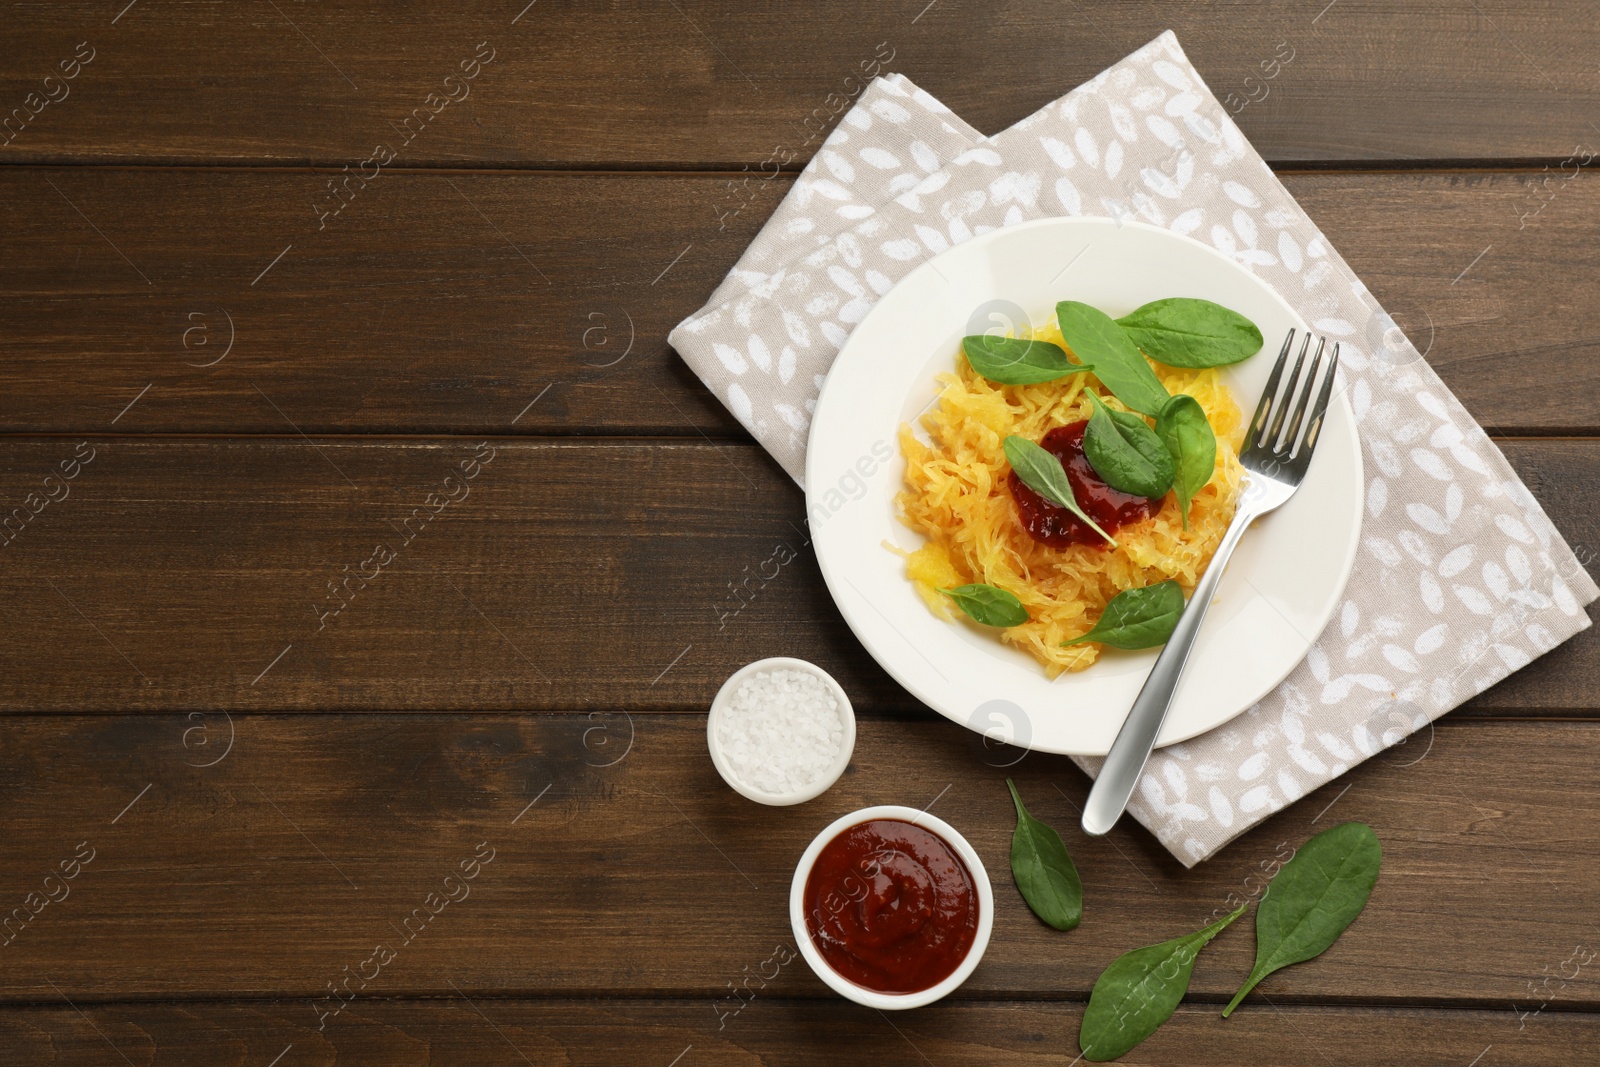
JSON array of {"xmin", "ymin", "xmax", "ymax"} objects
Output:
[
  {"xmin": 789, "ymin": 805, "xmax": 994, "ymax": 1009},
  {"xmin": 706, "ymin": 657, "xmax": 856, "ymax": 806}
]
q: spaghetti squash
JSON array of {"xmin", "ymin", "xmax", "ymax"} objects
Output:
[{"xmin": 896, "ymin": 313, "xmax": 1246, "ymax": 676}]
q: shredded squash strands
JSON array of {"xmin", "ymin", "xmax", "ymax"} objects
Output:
[{"xmin": 895, "ymin": 317, "xmax": 1245, "ymax": 677}]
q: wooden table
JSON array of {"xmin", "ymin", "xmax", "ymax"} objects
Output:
[{"xmin": 2, "ymin": 3, "xmax": 1597, "ymax": 1063}]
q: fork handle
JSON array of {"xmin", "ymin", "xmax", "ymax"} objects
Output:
[{"xmin": 1080, "ymin": 496, "xmax": 1263, "ymax": 837}]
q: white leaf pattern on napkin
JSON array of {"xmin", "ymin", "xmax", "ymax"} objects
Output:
[{"xmin": 669, "ymin": 32, "xmax": 1598, "ymax": 865}]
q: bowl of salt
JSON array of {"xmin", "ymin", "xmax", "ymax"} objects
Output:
[{"xmin": 707, "ymin": 657, "xmax": 856, "ymax": 805}]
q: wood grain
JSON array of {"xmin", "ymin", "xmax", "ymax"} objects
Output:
[
  {"xmin": 0, "ymin": 714, "xmax": 1595, "ymax": 1008},
  {"xmin": 2, "ymin": 0, "xmax": 1597, "ymax": 1056},
  {"xmin": 0, "ymin": 168, "xmax": 756, "ymax": 437},
  {"xmin": 0, "ymin": 1000, "xmax": 1587, "ymax": 1065},
  {"xmin": 0, "ymin": 713, "xmax": 1593, "ymax": 1017},
  {"xmin": 3, "ymin": 169, "xmax": 1600, "ymax": 437},
  {"xmin": 0, "ymin": 437, "xmax": 1590, "ymax": 714},
  {"xmin": 2, "ymin": 1, "xmax": 1598, "ymax": 166}
]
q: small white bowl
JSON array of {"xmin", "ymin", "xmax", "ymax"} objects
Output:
[
  {"xmin": 789, "ymin": 805, "xmax": 994, "ymax": 1010},
  {"xmin": 707, "ymin": 656, "xmax": 856, "ymax": 806}
]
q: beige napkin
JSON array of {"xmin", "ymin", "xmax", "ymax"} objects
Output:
[{"xmin": 670, "ymin": 32, "xmax": 1598, "ymax": 864}]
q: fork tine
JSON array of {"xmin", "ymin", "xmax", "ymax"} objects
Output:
[
  {"xmin": 1249, "ymin": 329, "xmax": 1296, "ymax": 446},
  {"xmin": 1280, "ymin": 335, "xmax": 1327, "ymax": 455},
  {"xmin": 1294, "ymin": 342, "xmax": 1341, "ymax": 463},
  {"xmin": 1265, "ymin": 332, "xmax": 1312, "ymax": 450}
]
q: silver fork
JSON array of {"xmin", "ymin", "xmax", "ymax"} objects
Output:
[{"xmin": 1081, "ymin": 329, "xmax": 1341, "ymax": 837}]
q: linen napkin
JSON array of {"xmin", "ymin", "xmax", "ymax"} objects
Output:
[{"xmin": 670, "ymin": 32, "xmax": 1599, "ymax": 865}]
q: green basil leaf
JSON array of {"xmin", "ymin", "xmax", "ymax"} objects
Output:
[
  {"xmin": 963, "ymin": 335, "xmax": 1094, "ymax": 386},
  {"xmin": 1080, "ymin": 904, "xmax": 1247, "ymax": 1061},
  {"xmin": 941, "ymin": 583, "xmax": 1029, "ymax": 627},
  {"xmin": 1083, "ymin": 394, "xmax": 1175, "ymax": 499},
  {"xmin": 1154, "ymin": 394, "xmax": 1216, "ymax": 531},
  {"xmin": 1003, "ymin": 435, "xmax": 1117, "ymax": 547},
  {"xmin": 1223, "ymin": 822, "xmax": 1382, "ymax": 1017},
  {"xmin": 1062, "ymin": 581, "xmax": 1185, "ymax": 650},
  {"xmin": 1006, "ymin": 779, "xmax": 1082, "ymax": 931},
  {"xmin": 1116, "ymin": 298, "xmax": 1264, "ymax": 368},
  {"xmin": 1056, "ymin": 301, "xmax": 1170, "ymax": 416}
]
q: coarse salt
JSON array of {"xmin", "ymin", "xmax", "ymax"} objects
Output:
[{"xmin": 716, "ymin": 668, "xmax": 844, "ymax": 795}]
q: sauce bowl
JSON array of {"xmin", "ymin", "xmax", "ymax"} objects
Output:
[{"xmin": 789, "ymin": 804, "xmax": 994, "ymax": 1009}]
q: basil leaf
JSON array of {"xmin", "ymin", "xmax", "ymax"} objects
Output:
[
  {"xmin": 1154, "ymin": 394, "xmax": 1216, "ymax": 531},
  {"xmin": 1003, "ymin": 435, "xmax": 1117, "ymax": 547},
  {"xmin": 1223, "ymin": 822, "xmax": 1382, "ymax": 1017},
  {"xmin": 1083, "ymin": 394, "xmax": 1175, "ymax": 499},
  {"xmin": 1062, "ymin": 581, "xmax": 1185, "ymax": 650},
  {"xmin": 1116, "ymin": 298, "xmax": 1264, "ymax": 368},
  {"xmin": 963, "ymin": 335, "xmax": 1094, "ymax": 386},
  {"xmin": 1079, "ymin": 904, "xmax": 1247, "ymax": 1061},
  {"xmin": 1056, "ymin": 301, "xmax": 1170, "ymax": 416},
  {"xmin": 1006, "ymin": 779, "xmax": 1082, "ymax": 931},
  {"xmin": 941, "ymin": 584, "xmax": 1029, "ymax": 627}
]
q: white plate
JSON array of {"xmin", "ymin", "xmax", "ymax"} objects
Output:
[{"xmin": 805, "ymin": 217, "xmax": 1362, "ymax": 756}]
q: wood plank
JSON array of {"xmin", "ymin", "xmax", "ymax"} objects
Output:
[
  {"xmin": 0, "ymin": 1000, "xmax": 1587, "ymax": 1065},
  {"xmin": 2, "ymin": 169, "xmax": 1599, "ymax": 437},
  {"xmin": 0, "ymin": 169, "xmax": 760, "ymax": 438},
  {"xmin": 0, "ymin": 715, "xmax": 1595, "ymax": 1008},
  {"xmin": 2, "ymin": 2, "xmax": 1598, "ymax": 166},
  {"xmin": 0, "ymin": 437, "xmax": 1590, "ymax": 714},
  {"xmin": 1291, "ymin": 171, "xmax": 1600, "ymax": 437}
]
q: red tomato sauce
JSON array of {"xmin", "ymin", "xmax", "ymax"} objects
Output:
[
  {"xmin": 802, "ymin": 818, "xmax": 978, "ymax": 994},
  {"xmin": 1009, "ymin": 419, "xmax": 1155, "ymax": 548}
]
